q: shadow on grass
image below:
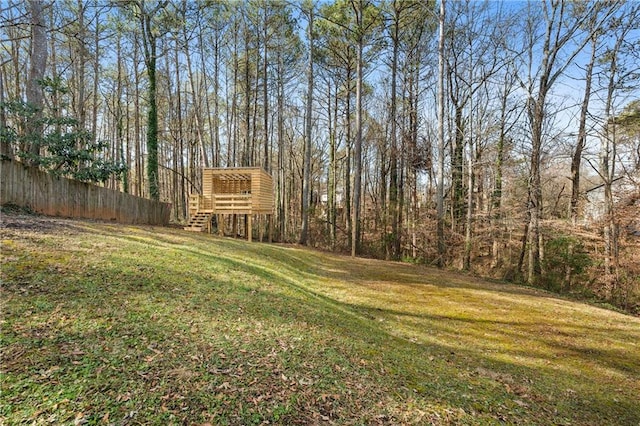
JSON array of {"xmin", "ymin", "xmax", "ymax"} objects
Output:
[
  {"xmin": 94, "ymin": 227, "xmax": 640, "ymax": 423},
  {"xmin": 82, "ymin": 225, "xmax": 640, "ymax": 367},
  {"xmin": 3, "ymin": 220, "xmax": 639, "ymax": 425}
]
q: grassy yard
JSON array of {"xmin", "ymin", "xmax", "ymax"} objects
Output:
[{"xmin": 1, "ymin": 213, "xmax": 639, "ymax": 425}]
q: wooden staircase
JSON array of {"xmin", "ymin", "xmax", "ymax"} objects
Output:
[{"xmin": 183, "ymin": 211, "xmax": 213, "ymax": 232}]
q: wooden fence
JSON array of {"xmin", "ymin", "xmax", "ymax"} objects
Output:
[{"xmin": 0, "ymin": 159, "xmax": 171, "ymax": 225}]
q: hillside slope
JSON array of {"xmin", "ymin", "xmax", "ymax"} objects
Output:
[{"xmin": 1, "ymin": 213, "xmax": 639, "ymax": 425}]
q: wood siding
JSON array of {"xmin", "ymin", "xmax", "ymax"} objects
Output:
[
  {"xmin": 1, "ymin": 160, "xmax": 171, "ymax": 225},
  {"xmin": 196, "ymin": 167, "xmax": 274, "ymax": 215}
]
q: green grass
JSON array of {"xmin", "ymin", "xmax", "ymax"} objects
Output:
[{"xmin": 1, "ymin": 214, "xmax": 639, "ymax": 425}]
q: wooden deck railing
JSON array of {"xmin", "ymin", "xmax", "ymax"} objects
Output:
[
  {"xmin": 188, "ymin": 194, "xmax": 201, "ymax": 217},
  {"xmin": 212, "ymin": 194, "xmax": 251, "ymax": 212},
  {"xmin": 189, "ymin": 193, "xmax": 252, "ymax": 214}
]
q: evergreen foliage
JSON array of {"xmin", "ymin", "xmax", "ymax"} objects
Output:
[
  {"xmin": 0, "ymin": 78, "xmax": 126, "ymax": 183},
  {"xmin": 542, "ymin": 235, "xmax": 592, "ymax": 293}
]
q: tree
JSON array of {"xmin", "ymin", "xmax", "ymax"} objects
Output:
[
  {"xmin": 317, "ymin": 0, "xmax": 358, "ymax": 249},
  {"xmin": 350, "ymin": 0, "xmax": 381, "ymax": 257},
  {"xmin": 122, "ymin": 0, "xmax": 171, "ymax": 201},
  {"xmin": 382, "ymin": 0, "xmax": 430, "ymax": 260},
  {"xmin": 299, "ymin": 1, "xmax": 315, "ymax": 245},
  {"xmin": 570, "ymin": 17, "xmax": 598, "ymax": 226},
  {"xmin": 2, "ymin": 78, "xmax": 125, "ymax": 183},
  {"xmin": 0, "ymin": 60, "xmax": 8, "ymax": 159},
  {"xmin": 436, "ymin": 0, "xmax": 446, "ymax": 266},
  {"xmin": 490, "ymin": 66, "xmax": 521, "ymax": 269},
  {"xmin": 25, "ymin": 0, "xmax": 48, "ymax": 165},
  {"xmin": 271, "ymin": 3, "xmax": 302, "ymax": 241},
  {"xmin": 443, "ymin": 0, "xmax": 506, "ymax": 270},
  {"xmin": 518, "ymin": 1, "xmax": 615, "ymax": 285},
  {"xmin": 596, "ymin": 5, "xmax": 640, "ymax": 287},
  {"xmin": 180, "ymin": 0, "xmax": 209, "ymax": 169}
]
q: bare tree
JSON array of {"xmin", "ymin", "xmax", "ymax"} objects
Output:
[
  {"xmin": 597, "ymin": 4, "xmax": 640, "ymax": 287},
  {"xmin": 300, "ymin": 1, "xmax": 314, "ymax": 246},
  {"xmin": 436, "ymin": 0, "xmax": 446, "ymax": 267},
  {"xmin": 519, "ymin": 1, "xmax": 616, "ymax": 285}
]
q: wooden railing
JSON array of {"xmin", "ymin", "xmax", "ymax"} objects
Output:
[
  {"xmin": 189, "ymin": 193, "xmax": 252, "ymax": 215},
  {"xmin": 188, "ymin": 194, "xmax": 201, "ymax": 218},
  {"xmin": 212, "ymin": 194, "xmax": 251, "ymax": 212}
]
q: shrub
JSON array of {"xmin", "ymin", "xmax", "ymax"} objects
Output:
[
  {"xmin": 0, "ymin": 77, "xmax": 126, "ymax": 183},
  {"xmin": 542, "ymin": 235, "xmax": 592, "ymax": 293}
]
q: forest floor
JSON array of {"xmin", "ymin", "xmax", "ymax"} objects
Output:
[{"xmin": 1, "ymin": 211, "xmax": 639, "ymax": 425}]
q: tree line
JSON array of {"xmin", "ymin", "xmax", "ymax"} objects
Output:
[{"xmin": 2, "ymin": 0, "xmax": 639, "ymax": 311}]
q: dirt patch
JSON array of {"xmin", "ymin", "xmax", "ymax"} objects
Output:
[{"xmin": 0, "ymin": 207, "xmax": 80, "ymax": 235}]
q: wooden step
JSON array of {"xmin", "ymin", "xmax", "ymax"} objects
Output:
[{"xmin": 184, "ymin": 211, "xmax": 213, "ymax": 232}]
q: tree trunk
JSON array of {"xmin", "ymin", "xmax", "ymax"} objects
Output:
[
  {"xmin": 208, "ymin": 31, "xmax": 221, "ymax": 167},
  {"xmin": 175, "ymin": 39, "xmax": 187, "ymax": 218},
  {"xmin": 251, "ymin": 36, "xmax": 260, "ymax": 166},
  {"xmin": 571, "ymin": 35, "xmax": 597, "ymax": 226},
  {"xmin": 352, "ymin": 8, "xmax": 364, "ymax": 257},
  {"xmin": 0, "ymin": 66, "xmax": 11, "ymax": 159},
  {"xmin": 299, "ymin": 6, "xmax": 314, "ymax": 245},
  {"xmin": 523, "ymin": 0, "xmax": 609, "ymax": 285},
  {"xmin": 26, "ymin": 0, "xmax": 48, "ymax": 164},
  {"xmin": 601, "ymin": 30, "xmax": 624, "ymax": 283},
  {"xmin": 74, "ymin": 0, "xmax": 86, "ymax": 131},
  {"xmin": 327, "ymin": 82, "xmax": 337, "ymax": 249},
  {"xmin": 463, "ymin": 129, "xmax": 473, "ymax": 271},
  {"xmin": 91, "ymin": 3, "xmax": 100, "ymax": 142},
  {"xmin": 184, "ymin": 19, "xmax": 209, "ymax": 168},
  {"xmin": 276, "ymin": 50, "xmax": 285, "ymax": 240},
  {"xmin": 263, "ymin": 5, "xmax": 270, "ymax": 172},
  {"xmin": 452, "ymin": 105, "xmax": 465, "ymax": 231},
  {"xmin": 527, "ymin": 99, "xmax": 543, "ymax": 285},
  {"xmin": 133, "ymin": 35, "xmax": 142, "ymax": 197},
  {"xmin": 388, "ymin": 2, "xmax": 400, "ymax": 261},
  {"xmin": 491, "ymin": 96, "xmax": 506, "ymax": 267},
  {"xmin": 243, "ymin": 30, "xmax": 251, "ymax": 166},
  {"xmin": 116, "ymin": 33, "xmax": 128, "ymax": 193},
  {"xmin": 146, "ymin": 45, "xmax": 159, "ymax": 200},
  {"xmin": 436, "ymin": 0, "xmax": 446, "ymax": 267},
  {"xmin": 137, "ymin": 1, "xmax": 167, "ymax": 201},
  {"xmin": 345, "ymin": 72, "xmax": 352, "ymax": 250}
]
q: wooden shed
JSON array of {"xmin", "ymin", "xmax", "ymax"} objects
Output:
[{"xmin": 184, "ymin": 167, "xmax": 274, "ymax": 242}]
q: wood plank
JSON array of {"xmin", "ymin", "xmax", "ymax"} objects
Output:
[
  {"xmin": 1, "ymin": 159, "xmax": 170, "ymax": 225},
  {"xmin": 194, "ymin": 167, "xmax": 274, "ymax": 231}
]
